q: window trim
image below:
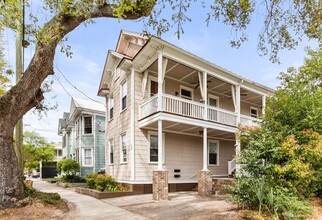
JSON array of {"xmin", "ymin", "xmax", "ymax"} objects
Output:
[
  {"xmin": 147, "ymin": 76, "xmax": 165, "ymax": 98},
  {"xmin": 208, "ymin": 140, "xmax": 220, "ymax": 166},
  {"xmin": 120, "ymin": 133, "xmax": 127, "ymax": 164},
  {"xmin": 83, "ymin": 115, "xmax": 93, "ymax": 135},
  {"xmin": 109, "ymin": 139, "xmax": 114, "ymax": 165},
  {"xmin": 120, "ymin": 80, "xmax": 127, "ymax": 112},
  {"xmin": 250, "ymin": 106, "xmax": 259, "ymax": 118},
  {"xmin": 180, "ymin": 85, "xmax": 194, "ymax": 100},
  {"xmin": 82, "ymin": 148, "xmax": 93, "ymax": 167},
  {"xmin": 148, "ymin": 131, "xmax": 165, "ymax": 164},
  {"xmin": 208, "ymin": 94, "xmax": 219, "ymax": 107}
]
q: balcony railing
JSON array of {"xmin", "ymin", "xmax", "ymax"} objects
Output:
[{"xmin": 139, "ymin": 94, "xmax": 257, "ymax": 127}]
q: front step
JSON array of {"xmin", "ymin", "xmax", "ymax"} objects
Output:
[{"xmin": 212, "ymin": 178, "xmax": 234, "ymax": 195}]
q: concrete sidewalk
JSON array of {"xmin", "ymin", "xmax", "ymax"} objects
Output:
[{"xmin": 32, "ymin": 179, "xmax": 149, "ymax": 220}]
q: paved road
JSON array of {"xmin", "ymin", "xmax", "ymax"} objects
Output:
[{"xmin": 32, "ymin": 179, "xmax": 149, "ymax": 220}]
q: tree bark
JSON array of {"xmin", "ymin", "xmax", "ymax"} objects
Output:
[{"xmin": 0, "ymin": 2, "xmax": 153, "ymax": 208}]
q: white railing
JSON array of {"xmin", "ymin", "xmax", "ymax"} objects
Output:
[
  {"xmin": 240, "ymin": 115, "xmax": 258, "ymax": 127},
  {"xmin": 163, "ymin": 94, "xmax": 204, "ymax": 119},
  {"xmin": 228, "ymin": 160, "xmax": 236, "ymax": 175},
  {"xmin": 139, "ymin": 95, "xmax": 158, "ymax": 119},
  {"xmin": 139, "ymin": 94, "xmax": 257, "ymax": 129},
  {"xmin": 208, "ymin": 106, "xmax": 237, "ymax": 126}
]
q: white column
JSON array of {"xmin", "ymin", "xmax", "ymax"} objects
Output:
[
  {"xmin": 130, "ymin": 68, "xmax": 135, "ymax": 180},
  {"xmin": 158, "ymin": 120, "xmax": 163, "ymax": 170},
  {"xmin": 262, "ymin": 95, "xmax": 266, "ymax": 115},
  {"xmin": 236, "ymin": 85, "xmax": 241, "ymax": 125},
  {"xmin": 157, "ymin": 51, "xmax": 163, "ymax": 112},
  {"xmin": 202, "ymin": 127, "xmax": 208, "ymax": 171},
  {"xmin": 203, "ymin": 72, "xmax": 208, "ymax": 120}
]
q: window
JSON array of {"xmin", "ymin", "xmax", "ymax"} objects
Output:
[
  {"xmin": 208, "ymin": 140, "xmax": 219, "ymax": 166},
  {"xmin": 148, "ymin": 76, "xmax": 158, "ymax": 97},
  {"xmin": 250, "ymin": 107, "xmax": 258, "ymax": 118},
  {"xmin": 120, "ymin": 81, "xmax": 127, "ymax": 110},
  {"xmin": 109, "ymin": 139, "xmax": 114, "ymax": 164},
  {"xmin": 83, "ymin": 116, "xmax": 92, "ymax": 134},
  {"xmin": 180, "ymin": 86, "xmax": 193, "ymax": 100},
  {"xmin": 120, "ymin": 134, "xmax": 127, "ymax": 163},
  {"xmin": 58, "ymin": 149, "xmax": 62, "ymax": 156},
  {"xmin": 109, "ymin": 94, "xmax": 114, "ymax": 120},
  {"xmin": 83, "ymin": 148, "xmax": 93, "ymax": 166},
  {"xmin": 150, "ymin": 135, "xmax": 158, "ymax": 162},
  {"xmin": 208, "ymin": 94, "xmax": 219, "ymax": 107},
  {"xmin": 148, "ymin": 131, "xmax": 165, "ymax": 163}
]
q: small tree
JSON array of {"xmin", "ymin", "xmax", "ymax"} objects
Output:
[{"xmin": 57, "ymin": 159, "xmax": 80, "ymax": 176}]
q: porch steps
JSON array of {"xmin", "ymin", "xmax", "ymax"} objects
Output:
[{"xmin": 212, "ymin": 178, "xmax": 234, "ymax": 195}]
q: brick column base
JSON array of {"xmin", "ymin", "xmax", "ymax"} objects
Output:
[
  {"xmin": 153, "ymin": 170, "xmax": 168, "ymax": 201},
  {"xmin": 198, "ymin": 170, "xmax": 212, "ymax": 196}
]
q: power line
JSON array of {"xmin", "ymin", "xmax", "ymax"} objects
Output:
[{"xmin": 54, "ymin": 66, "xmax": 102, "ymax": 104}]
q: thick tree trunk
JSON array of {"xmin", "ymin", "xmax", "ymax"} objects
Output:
[
  {"xmin": 0, "ymin": 120, "xmax": 24, "ymax": 209},
  {"xmin": 0, "ymin": 2, "xmax": 153, "ymax": 208}
]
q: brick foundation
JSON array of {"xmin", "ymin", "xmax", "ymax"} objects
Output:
[
  {"xmin": 153, "ymin": 170, "xmax": 168, "ymax": 201},
  {"xmin": 198, "ymin": 170, "xmax": 212, "ymax": 196}
]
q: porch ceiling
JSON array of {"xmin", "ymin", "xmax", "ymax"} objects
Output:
[
  {"xmin": 144, "ymin": 120, "xmax": 236, "ymax": 141},
  {"xmin": 147, "ymin": 59, "xmax": 263, "ymax": 107}
]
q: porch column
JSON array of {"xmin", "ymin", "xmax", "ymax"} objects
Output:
[
  {"xmin": 157, "ymin": 51, "xmax": 163, "ymax": 112},
  {"xmin": 157, "ymin": 120, "xmax": 163, "ymax": 171},
  {"xmin": 198, "ymin": 127, "xmax": 212, "ymax": 196},
  {"xmin": 236, "ymin": 85, "xmax": 241, "ymax": 125},
  {"xmin": 153, "ymin": 119, "xmax": 168, "ymax": 201},
  {"xmin": 262, "ymin": 95, "xmax": 266, "ymax": 115},
  {"xmin": 202, "ymin": 127, "xmax": 208, "ymax": 171},
  {"xmin": 203, "ymin": 72, "xmax": 208, "ymax": 120},
  {"xmin": 130, "ymin": 68, "xmax": 135, "ymax": 181}
]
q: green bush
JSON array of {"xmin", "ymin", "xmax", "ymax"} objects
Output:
[
  {"xmin": 61, "ymin": 174, "xmax": 86, "ymax": 183},
  {"xmin": 85, "ymin": 173, "xmax": 127, "ymax": 192},
  {"xmin": 228, "ymin": 177, "xmax": 312, "ymax": 219},
  {"xmin": 57, "ymin": 159, "xmax": 80, "ymax": 175}
]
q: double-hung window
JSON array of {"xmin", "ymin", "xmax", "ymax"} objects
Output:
[
  {"xmin": 83, "ymin": 116, "xmax": 92, "ymax": 134},
  {"xmin": 83, "ymin": 148, "xmax": 93, "ymax": 166},
  {"xmin": 109, "ymin": 139, "xmax": 114, "ymax": 164},
  {"xmin": 149, "ymin": 132, "xmax": 165, "ymax": 163},
  {"xmin": 208, "ymin": 140, "xmax": 219, "ymax": 166},
  {"xmin": 120, "ymin": 134, "xmax": 127, "ymax": 163},
  {"xmin": 120, "ymin": 81, "xmax": 127, "ymax": 111},
  {"xmin": 109, "ymin": 95, "xmax": 114, "ymax": 120}
]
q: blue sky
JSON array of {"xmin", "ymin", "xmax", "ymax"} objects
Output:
[{"xmin": 3, "ymin": 2, "xmax": 316, "ymax": 142}]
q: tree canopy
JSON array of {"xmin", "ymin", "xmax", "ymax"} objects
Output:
[
  {"xmin": 230, "ymin": 48, "xmax": 322, "ymax": 218},
  {"xmin": 22, "ymin": 131, "xmax": 55, "ymax": 171}
]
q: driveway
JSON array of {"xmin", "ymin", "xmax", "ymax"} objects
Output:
[{"xmin": 33, "ymin": 179, "xmax": 239, "ymax": 220}]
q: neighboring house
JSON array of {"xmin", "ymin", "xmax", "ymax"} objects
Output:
[
  {"xmin": 53, "ymin": 142, "xmax": 63, "ymax": 162},
  {"xmin": 58, "ymin": 97, "xmax": 106, "ymax": 177},
  {"xmin": 97, "ymin": 30, "xmax": 274, "ymax": 200}
]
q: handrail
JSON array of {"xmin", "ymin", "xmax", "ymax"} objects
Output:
[
  {"xmin": 162, "ymin": 94, "xmax": 205, "ymax": 108},
  {"xmin": 190, "ymin": 172, "xmax": 198, "ymax": 179}
]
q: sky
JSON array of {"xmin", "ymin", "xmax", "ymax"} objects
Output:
[{"xmin": 3, "ymin": 1, "xmax": 317, "ymax": 143}]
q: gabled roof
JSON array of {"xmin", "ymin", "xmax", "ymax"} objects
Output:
[{"xmin": 69, "ymin": 97, "xmax": 105, "ymax": 121}]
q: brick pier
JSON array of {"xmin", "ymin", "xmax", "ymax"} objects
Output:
[
  {"xmin": 153, "ymin": 170, "xmax": 168, "ymax": 201},
  {"xmin": 198, "ymin": 170, "xmax": 212, "ymax": 196}
]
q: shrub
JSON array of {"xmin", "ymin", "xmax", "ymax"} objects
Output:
[
  {"xmin": 228, "ymin": 176, "xmax": 312, "ymax": 219},
  {"xmin": 61, "ymin": 174, "xmax": 86, "ymax": 183},
  {"xmin": 57, "ymin": 159, "xmax": 80, "ymax": 176},
  {"xmin": 85, "ymin": 173, "xmax": 127, "ymax": 192}
]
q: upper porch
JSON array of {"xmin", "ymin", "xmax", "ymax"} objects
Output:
[{"xmin": 138, "ymin": 54, "xmax": 268, "ymax": 130}]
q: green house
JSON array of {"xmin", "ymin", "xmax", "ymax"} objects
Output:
[{"xmin": 58, "ymin": 97, "xmax": 106, "ymax": 177}]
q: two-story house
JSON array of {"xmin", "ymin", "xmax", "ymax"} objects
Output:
[
  {"xmin": 98, "ymin": 30, "xmax": 274, "ymax": 200},
  {"xmin": 58, "ymin": 97, "xmax": 106, "ymax": 177}
]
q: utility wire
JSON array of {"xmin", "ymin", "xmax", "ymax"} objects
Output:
[{"xmin": 55, "ymin": 66, "xmax": 102, "ymax": 104}]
